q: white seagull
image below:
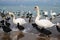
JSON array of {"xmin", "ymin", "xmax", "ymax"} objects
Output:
[
  {"xmin": 50, "ymin": 10, "xmax": 57, "ymax": 19},
  {"xmin": 43, "ymin": 11, "xmax": 48, "ymax": 19}
]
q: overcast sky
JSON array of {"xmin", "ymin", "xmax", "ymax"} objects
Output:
[
  {"xmin": 0, "ymin": 0, "xmax": 60, "ymax": 13},
  {"xmin": 0, "ymin": 0, "xmax": 60, "ymax": 6}
]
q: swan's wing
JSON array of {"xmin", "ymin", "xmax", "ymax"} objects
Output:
[
  {"xmin": 15, "ymin": 18, "xmax": 27, "ymax": 25},
  {"xmin": 35, "ymin": 19, "xmax": 55, "ymax": 28}
]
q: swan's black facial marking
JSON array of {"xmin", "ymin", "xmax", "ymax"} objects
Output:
[
  {"xmin": 11, "ymin": 14, "xmax": 14, "ymax": 17},
  {"xmin": 35, "ymin": 7, "xmax": 37, "ymax": 9},
  {"xmin": 34, "ymin": 7, "xmax": 37, "ymax": 10},
  {"xmin": 34, "ymin": 6, "xmax": 39, "ymax": 11}
]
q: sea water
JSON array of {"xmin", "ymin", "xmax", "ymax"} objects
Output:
[{"xmin": 0, "ymin": 5, "xmax": 60, "ymax": 16}]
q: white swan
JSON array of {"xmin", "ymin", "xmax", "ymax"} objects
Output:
[
  {"xmin": 34, "ymin": 6, "xmax": 55, "ymax": 28},
  {"xmin": 8, "ymin": 12, "xmax": 27, "ymax": 25},
  {"xmin": 8, "ymin": 12, "xmax": 33, "ymax": 33},
  {"xmin": 7, "ymin": 12, "xmax": 27, "ymax": 32}
]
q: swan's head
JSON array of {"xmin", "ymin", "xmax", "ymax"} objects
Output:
[
  {"xmin": 34, "ymin": 6, "xmax": 39, "ymax": 11},
  {"xmin": 8, "ymin": 12, "xmax": 14, "ymax": 17}
]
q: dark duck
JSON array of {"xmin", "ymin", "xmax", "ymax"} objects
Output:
[
  {"xmin": 17, "ymin": 23, "xmax": 24, "ymax": 31},
  {"xmin": 29, "ymin": 14, "xmax": 32, "ymax": 23},
  {"xmin": 1, "ymin": 20, "xmax": 12, "ymax": 33},
  {"xmin": 56, "ymin": 23, "xmax": 60, "ymax": 32},
  {"xmin": 0, "ymin": 20, "xmax": 4, "ymax": 27},
  {"xmin": 5, "ymin": 20, "xmax": 11, "ymax": 27},
  {"xmin": 32, "ymin": 23, "xmax": 52, "ymax": 37},
  {"xmin": 5, "ymin": 17, "xmax": 10, "ymax": 21}
]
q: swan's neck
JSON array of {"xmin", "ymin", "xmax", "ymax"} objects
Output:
[
  {"xmin": 35, "ymin": 10, "xmax": 41, "ymax": 22},
  {"xmin": 36, "ymin": 10, "xmax": 40, "ymax": 16},
  {"xmin": 12, "ymin": 14, "xmax": 16, "ymax": 22}
]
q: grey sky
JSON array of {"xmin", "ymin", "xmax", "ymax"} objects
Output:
[{"xmin": 0, "ymin": 0, "xmax": 59, "ymax": 5}]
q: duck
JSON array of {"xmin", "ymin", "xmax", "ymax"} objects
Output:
[
  {"xmin": 43, "ymin": 11, "xmax": 48, "ymax": 19},
  {"xmin": 0, "ymin": 20, "xmax": 4, "ymax": 28},
  {"xmin": 17, "ymin": 23, "xmax": 24, "ymax": 31},
  {"xmin": 5, "ymin": 21, "xmax": 11, "ymax": 27},
  {"xmin": 5, "ymin": 17, "xmax": 10, "ymax": 21},
  {"xmin": 50, "ymin": 10, "xmax": 57, "ymax": 20},
  {"xmin": 32, "ymin": 23, "xmax": 51, "ymax": 37},
  {"xmin": 1, "ymin": 20, "xmax": 12, "ymax": 33},
  {"xmin": 56, "ymin": 22, "xmax": 60, "ymax": 32}
]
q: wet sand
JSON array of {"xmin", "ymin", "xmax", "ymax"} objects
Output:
[{"xmin": 0, "ymin": 31, "xmax": 60, "ymax": 40}]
